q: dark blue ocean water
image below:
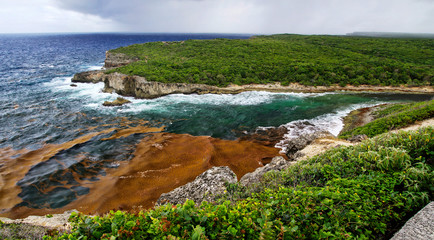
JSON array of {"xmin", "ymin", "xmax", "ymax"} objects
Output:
[{"xmin": 0, "ymin": 33, "xmax": 432, "ymax": 214}]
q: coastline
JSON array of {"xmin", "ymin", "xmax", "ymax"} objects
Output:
[{"xmin": 72, "ymin": 70, "xmax": 433, "ymax": 99}]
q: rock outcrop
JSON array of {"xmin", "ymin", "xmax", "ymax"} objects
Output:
[
  {"xmin": 156, "ymin": 166, "xmax": 237, "ymax": 206},
  {"xmin": 239, "ymin": 126, "xmax": 288, "ymax": 147},
  {"xmin": 71, "ymin": 70, "xmax": 105, "ymax": 83},
  {"xmin": 104, "ymin": 51, "xmax": 139, "ymax": 69},
  {"xmin": 102, "ymin": 97, "xmax": 131, "ymax": 106},
  {"xmin": 239, "ymin": 156, "xmax": 292, "ymax": 186},
  {"xmin": 281, "ymin": 131, "xmax": 335, "ymax": 160},
  {"xmin": 102, "ymin": 72, "xmax": 226, "ymax": 99}
]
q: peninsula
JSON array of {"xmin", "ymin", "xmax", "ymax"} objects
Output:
[{"xmin": 72, "ymin": 34, "xmax": 433, "ymax": 98}]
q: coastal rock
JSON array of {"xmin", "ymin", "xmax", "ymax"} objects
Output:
[
  {"xmin": 103, "ymin": 72, "xmax": 226, "ymax": 99},
  {"xmin": 347, "ymin": 134, "xmax": 368, "ymax": 142},
  {"xmin": 71, "ymin": 70, "xmax": 104, "ymax": 83},
  {"xmin": 102, "ymin": 97, "xmax": 131, "ymax": 106},
  {"xmin": 104, "ymin": 51, "xmax": 140, "ymax": 69},
  {"xmin": 239, "ymin": 126, "xmax": 288, "ymax": 146},
  {"xmin": 0, "ymin": 210, "xmax": 76, "ymax": 232},
  {"xmin": 240, "ymin": 156, "xmax": 292, "ymax": 186},
  {"xmin": 156, "ymin": 166, "xmax": 237, "ymax": 206},
  {"xmin": 282, "ymin": 131, "xmax": 334, "ymax": 160}
]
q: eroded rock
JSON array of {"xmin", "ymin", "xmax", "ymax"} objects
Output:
[
  {"xmin": 102, "ymin": 97, "xmax": 131, "ymax": 107},
  {"xmin": 239, "ymin": 156, "xmax": 292, "ymax": 186},
  {"xmin": 71, "ymin": 70, "xmax": 104, "ymax": 83},
  {"xmin": 156, "ymin": 166, "xmax": 237, "ymax": 206},
  {"xmin": 239, "ymin": 126, "xmax": 288, "ymax": 146},
  {"xmin": 282, "ymin": 131, "xmax": 334, "ymax": 160},
  {"xmin": 104, "ymin": 52, "xmax": 140, "ymax": 69}
]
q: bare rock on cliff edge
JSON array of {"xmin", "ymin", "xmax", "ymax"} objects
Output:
[
  {"xmin": 156, "ymin": 166, "xmax": 237, "ymax": 206},
  {"xmin": 240, "ymin": 156, "xmax": 293, "ymax": 187},
  {"xmin": 104, "ymin": 52, "xmax": 140, "ymax": 69},
  {"xmin": 71, "ymin": 70, "xmax": 104, "ymax": 83}
]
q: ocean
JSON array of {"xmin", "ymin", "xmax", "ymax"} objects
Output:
[{"xmin": 0, "ymin": 33, "xmax": 432, "ymax": 218}]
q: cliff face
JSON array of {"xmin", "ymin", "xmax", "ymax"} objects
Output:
[
  {"xmin": 72, "ymin": 71, "xmax": 241, "ymax": 99},
  {"xmin": 104, "ymin": 51, "xmax": 139, "ymax": 69}
]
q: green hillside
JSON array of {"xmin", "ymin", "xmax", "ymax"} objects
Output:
[
  {"xmin": 339, "ymin": 100, "xmax": 434, "ymax": 139},
  {"xmin": 107, "ymin": 34, "xmax": 434, "ymax": 87}
]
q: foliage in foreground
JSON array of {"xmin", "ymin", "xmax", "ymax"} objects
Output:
[
  {"xmin": 107, "ymin": 34, "xmax": 433, "ymax": 87},
  {"xmin": 47, "ymin": 127, "xmax": 433, "ymax": 239},
  {"xmin": 339, "ymin": 99, "xmax": 434, "ymax": 138}
]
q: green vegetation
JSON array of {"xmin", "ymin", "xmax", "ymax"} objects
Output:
[
  {"xmin": 46, "ymin": 127, "xmax": 433, "ymax": 239},
  {"xmin": 107, "ymin": 34, "xmax": 433, "ymax": 87},
  {"xmin": 340, "ymin": 100, "xmax": 434, "ymax": 139}
]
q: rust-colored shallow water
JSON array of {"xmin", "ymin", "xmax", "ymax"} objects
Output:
[{"xmin": 1, "ymin": 128, "xmax": 281, "ymax": 219}]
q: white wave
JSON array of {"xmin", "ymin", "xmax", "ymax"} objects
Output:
[
  {"xmin": 86, "ymin": 65, "xmax": 104, "ymax": 71},
  {"xmin": 118, "ymin": 91, "xmax": 335, "ymax": 114},
  {"xmin": 274, "ymin": 102, "xmax": 384, "ymax": 154}
]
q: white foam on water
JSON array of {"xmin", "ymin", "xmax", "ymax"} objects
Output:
[
  {"xmin": 274, "ymin": 102, "xmax": 384, "ymax": 154},
  {"xmin": 118, "ymin": 91, "xmax": 334, "ymax": 114},
  {"xmin": 86, "ymin": 65, "xmax": 104, "ymax": 71}
]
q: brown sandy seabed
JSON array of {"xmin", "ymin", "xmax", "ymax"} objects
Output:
[
  {"xmin": 1, "ymin": 85, "xmax": 432, "ymax": 219},
  {"xmin": 0, "ymin": 119, "xmax": 280, "ymax": 219}
]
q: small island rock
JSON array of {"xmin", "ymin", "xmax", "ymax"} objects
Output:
[{"xmin": 102, "ymin": 97, "xmax": 131, "ymax": 106}]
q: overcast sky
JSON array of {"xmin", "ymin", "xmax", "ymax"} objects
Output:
[{"xmin": 0, "ymin": 0, "xmax": 433, "ymax": 34}]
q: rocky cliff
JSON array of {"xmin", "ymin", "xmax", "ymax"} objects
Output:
[
  {"xmin": 104, "ymin": 51, "xmax": 139, "ymax": 69},
  {"xmin": 72, "ymin": 70, "xmax": 242, "ymax": 99}
]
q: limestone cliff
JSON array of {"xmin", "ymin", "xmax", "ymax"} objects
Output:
[{"xmin": 104, "ymin": 51, "xmax": 139, "ymax": 69}]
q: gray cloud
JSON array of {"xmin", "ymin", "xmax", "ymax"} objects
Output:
[{"xmin": 1, "ymin": 0, "xmax": 433, "ymax": 34}]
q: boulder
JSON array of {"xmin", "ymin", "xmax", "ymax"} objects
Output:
[
  {"xmin": 347, "ymin": 134, "xmax": 368, "ymax": 142},
  {"xmin": 239, "ymin": 126, "xmax": 288, "ymax": 146},
  {"xmin": 282, "ymin": 131, "xmax": 334, "ymax": 160},
  {"xmin": 102, "ymin": 97, "xmax": 131, "ymax": 107},
  {"xmin": 239, "ymin": 156, "xmax": 292, "ymax": 186},
  {"xmin": 156, "ymin": 166, "xmax": 237, "ymax": 206},
  {"xmin": 71, "ymin": 70, "xmax": 104, "ymax": 83}
]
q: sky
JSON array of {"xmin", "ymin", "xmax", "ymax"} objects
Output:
[{"xmin": 0, "ymin": 0, "xmax": 433, "ymax": 34}]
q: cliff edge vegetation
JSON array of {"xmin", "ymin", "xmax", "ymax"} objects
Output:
[
  {"xmin": 39, "ymin": 126, "xmax": 433, "ymax": 239},
  {"xmin": 106, "ymin": 34, "xmax": 433, "ymax": 87},
  {"xmin": 340, "ymin": 99, "xmax": 434, "ymax": 138}
]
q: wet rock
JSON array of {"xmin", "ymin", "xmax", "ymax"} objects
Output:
[
  {"xmin": 71, "ymin": 70, "xmax": 104, "ymax": 83},
  {"xmin": 347, "ymin": 134, "xmax": 368, "ymax": 142},
  {"xmin": 102, "ymin": 97, "xmax": 131, "ymax": 107},
  {"xmin": 282, "ymin": 131, "xmax": 334, "ymax": 160},
  {"xmin": 156, "ymin": 166, "xmax": 237, "ymax": 206},
  {"xmin": 239, "ymin": 156, "xmax": 292, "ymax": 186},
  {"xmin": 70, "ymin": 84, "xmax": 77, "ymax": 87},
  {"xmin": 239, "ymin": 126, "xmax": 288, "ymax": 146}
]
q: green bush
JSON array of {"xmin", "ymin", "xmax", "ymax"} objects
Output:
[
  {"xmin": 106, "ymin": 34, "xmax": 433, "ymax": 87},
  {"xmin": 47, "ymin": 127, "xmax": 433, "ymax": 239},
  {"xmin": 339, "ymin": 100, "xmax": 434, "ymax": 138}
]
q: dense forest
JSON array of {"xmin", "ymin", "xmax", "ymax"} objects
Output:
[{"xmin": 107, "ymin": 34, "xmax": 433, "ymax": 87}]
